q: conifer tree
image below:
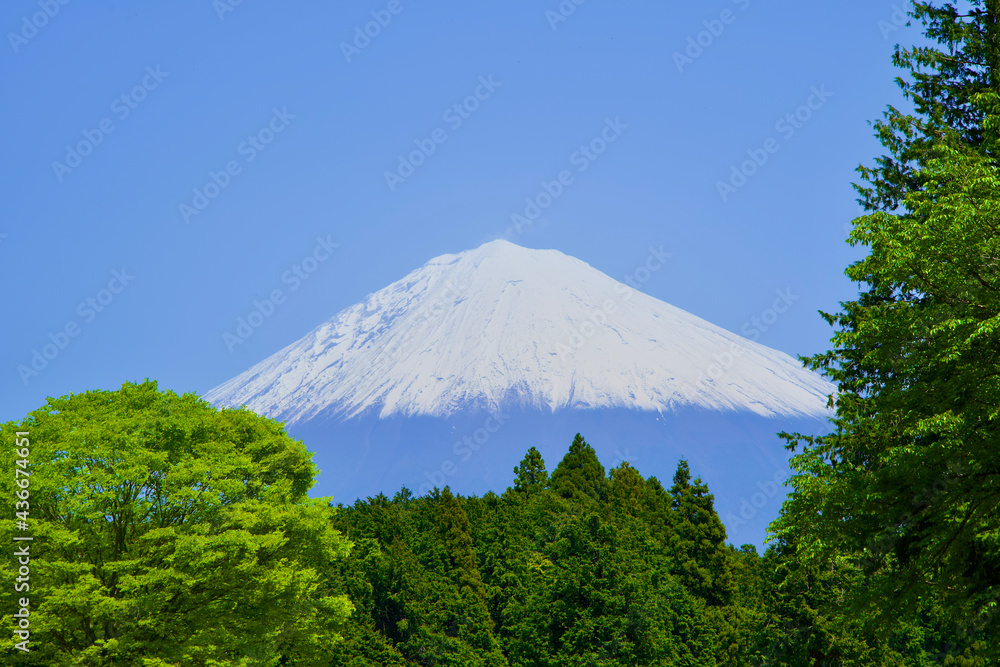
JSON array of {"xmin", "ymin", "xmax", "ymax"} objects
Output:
[
  {"xmin": 549, "ymin": 433, "xmax": 608, "ymax": 503},
  {"xmin": 668, "ymin": 460, "xmax": 732, "ymax": 607},
  {"xmin": 511, "ymin": 446, "xmax": 549, "ymax": 495},
  {"xmin": 437, "ymin": 486, "xmax": 487, "ymax": 601},
  {"xmin": 433, "ymin": 487, "xmax": 508, "ymax": 667},
  {"xmin": 608, "ymin": 460, "xmax": 647, "ymax": 516},
  {"xmin": 857, "ymin": 1, "xmax": 1000, "ymax": 213}
]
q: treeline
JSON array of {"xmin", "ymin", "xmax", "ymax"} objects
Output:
[
  {"xmin": 323, "ymin": 434, "xmax": 982, "ymax": 666},
  {"xmin": 0, "ymin": 381, "xmax": 990, "ymax": 665}
]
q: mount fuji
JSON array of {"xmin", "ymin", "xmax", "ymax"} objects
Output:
[{"xmin": 205, "ymin": 239, "xmax": 835, "ymax": 547}]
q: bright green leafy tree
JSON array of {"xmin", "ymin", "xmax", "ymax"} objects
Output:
[
  {"xmin": 774, "ymin": 1, "xmax": 1000, "ymax": 659},
  {"xmin": 0, "ymin": 381, "xmax": 353, "ymax": 666}
]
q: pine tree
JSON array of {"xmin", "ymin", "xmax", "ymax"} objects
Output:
[
  {"xmin": 433, "ymin": 487, "xmax": 508, "ymax": 667},
  {"xmin": 668, "ymin": 460, "xmax": 732, "ymax": 607},
  {"xmin": 608, "ymin": 460, "xmax": 647, "ymax": 516},
  {"xmin": 511, "ymin": 446, "xmax": 548, "ymax": 495},
  {"xmin": 549, "ymin": 433, "xmax": 608, "ymax": 503},
  {"xmin": 437, "ymin": 486, "xmax": 487, "ymax": 601},
  {"xmin": 857, "ymin": 1, "xmax": 1000, "ymax": 213}
]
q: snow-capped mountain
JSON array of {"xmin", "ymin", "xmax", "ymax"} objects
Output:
[
  {"xmin": 205, "ymin": 239, "xmax": 835, "ymax": 548},
  {"xmin": 205, "ymin": 239, "xmax": 832, "ymax": 423}
]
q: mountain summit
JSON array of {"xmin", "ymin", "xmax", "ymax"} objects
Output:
[{"xmin": 206, "ymin": 239, "xmax": 832, "ymax": 423}]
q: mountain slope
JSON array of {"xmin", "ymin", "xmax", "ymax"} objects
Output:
[{"xmin": 205, "ymin": 239, "xmax": 834, "ymax": 423}]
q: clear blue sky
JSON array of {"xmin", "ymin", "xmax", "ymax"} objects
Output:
[{"xmin": 3, "ymin": 1, "xmax": 911, "ymax": 426}]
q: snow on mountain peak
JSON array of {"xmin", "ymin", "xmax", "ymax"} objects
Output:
[{"xmin": 205, "ymin": 240, "xmax": 834, "ymax": 424}]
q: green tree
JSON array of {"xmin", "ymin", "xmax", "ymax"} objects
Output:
[
  {"xmin": 511, "ymin": 446, "xmax": 548, "ymax": 495},
  {"xmin": 437, "ymin": 487, "xmax": 487, "ymax": 601},
  {"xmin": 857, "ymin": 1, "xmax": 1000, "ymax": 213},
  {"xmin": 549, "ymin": 433, "xmax": 607, "ymax": 503},
  {"xmin": 668, "ymin": 460, "xmax": 732, "ymax": 607},
  {"xmin": 505, "ymin": 512, "xmax": 716, "ymax": 667},
  {"xmin": 774, "ymin": 1, "xmax": 1000, "ymax": 658},
  {"xmin": 608, "ymin": 461, "xmax": 647, "ymax": 517},
  {"xmin": 0, "ymin": 380, "xmax": 353, "ymax": 666}
]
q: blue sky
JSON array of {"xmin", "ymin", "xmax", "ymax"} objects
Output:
[{"xmin": 3, "ymin": 1, "xmax": 912, "ymax": 428}]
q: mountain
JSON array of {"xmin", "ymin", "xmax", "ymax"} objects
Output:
[
  {"xmin": 206, "ymin": 239, "xmax": 831, "ymax": 422},
  {"xmin": 205, "ymin": 239, "xmax": 835, "ymax": 547}
]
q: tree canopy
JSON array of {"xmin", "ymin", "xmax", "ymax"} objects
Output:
[
  {"xmin": 773, "ymin": 0, "xmax": 1000, "ymax": 659},
  {"xmin": 0, "ymin": 380, "xmax": 353, "ymax": 666}
]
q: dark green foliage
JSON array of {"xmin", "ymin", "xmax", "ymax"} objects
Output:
[
  {"xmin": 5, "ymin": 377, "xmax": 980, "ymax": 665},
  {"xmin": 668, "ymin": 460, "xmax": 732, "ymax": 608},
  {"xmin": 511, "ymin": 446, "xmax": 548, "ymax": 495},
  {"xmin": 437, "ymin": 486, "xmax": 488, "ymax": 600},
  {"xmin": 608, "ymin": 461, "xmax": 647, "ymax": 516},
  {"xmin": 330, "ymin": 436, "xmax": 744, "ymax": 666},
  {"xmin": 328, "ymin": 436, "xmax": 975, "ymax": 666},
  {"xmin": 549, "ymin": 433, "xmax": 608, "ymax": 503}
]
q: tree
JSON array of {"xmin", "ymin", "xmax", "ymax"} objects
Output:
[
  {"xmin": 608, "ymin": 461, "xmax": 647, "ymax": 517},
  {"xmin": 511, "ymin": 446, "xmax": 548, "ymax": 495},
  {"xmin": 505, "ymin": 512, "xmax": 716, "ymax": 667},
  {"xmin": 437, "ymin": 487, "xmax": 487, "ymax": 601},
  {"xmin": 0, "ymin": 381, "xmax": 353, "ymax": 666},
  {"xmin": 856, "ymin": 1, "xmax": 1000, "ymax": 213},
  {"xmin": 549, "ymin": 433, "xmax": 607, "ymax": 503},
  {"xmin": 668, "ymin": 460, "xmax": 731, "ymax": 607},
  {"xmin": 774, "ymin": 1, "xmax": 1000, "ymax": 657}
]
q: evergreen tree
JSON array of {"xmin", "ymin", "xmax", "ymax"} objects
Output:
[
  {"xmin": 434, "ymin": 488, "xmax": 507, "ymax": 666},
  {"xmin": 858, "ymin": 1, "xmax": 1000, "ymax": 213},
  {"xmin": 506, "ymin": 512, "xmax": 716, "ymax": 666},
  {"xmin": 437, "ymin": 486, "xmax": 487, "ymax": 601},
  {"xmin": 608, "ymin": 461, "xmax": 647, "ymax": 516},
  {"xmin": 511, "ymin": 446, "xmax": 549, "ymax": 495},
  {"xmin": 668, "ymin": 460, "xmax": 732, "ymax": 607},
  {"xmin": 549, "ymin": 433, "xmax": 608, "ymax": 503}
]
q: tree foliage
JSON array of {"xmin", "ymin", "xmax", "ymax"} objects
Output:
[
  {"xmin": 773, "ymin": 1, "xmax": 1000, "ymax": 661},
  {"xmin": 0, "ymin": 380, "xmax": 353, "ymax": 666}
]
